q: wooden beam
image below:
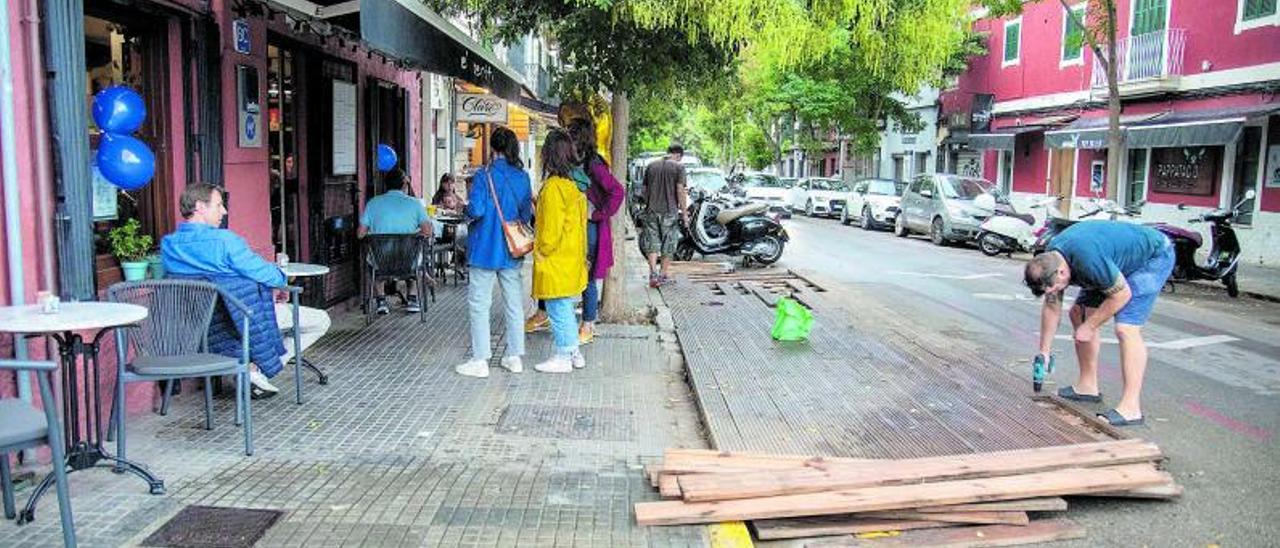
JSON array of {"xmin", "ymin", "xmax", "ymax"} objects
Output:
[
  {"xmin": 1080, "ymin": 482, "xmax": 1184, "ymax": 500},
  {"xmin": 914, "ymin": 498, "xmax": 1068, "ymax": 513},
  {"xmin": 861, "ymin": 510, "xmax": 1029, "ymax": 526},
  {"xmin": 658, "ymin": 475, "xmax": 683, "ymax": 499},
  {"xmin": 824, "ymin": 518, "xmax": 1087, "ymax": 547},
  {"xmin": 634, "ymin": 464, "xmax": 1169, "ymax": 526},
  {"xmin": 752, "ymin": 516, "xmax": 957, "ymax": 540},
  {"xmin": 676, "ymin": 440, "xmax": 1162, "ymax": 502}
]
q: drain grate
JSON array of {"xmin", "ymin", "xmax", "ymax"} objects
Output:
[
  {"xmin": 495, "ymin": 404, "xmax": 635, "ymax": 441},
  {"xmin": 142, "ymin": 505, "xmax": 283, "ymax": 548}
]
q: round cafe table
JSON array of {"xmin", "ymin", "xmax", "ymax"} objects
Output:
[
  {"xmin": 279, "ymin": 263, "xmax": 331, "ymax": 397},
  {"xmin": 0, "ymin": 302, "xmax": 166, "ymax": 524}
]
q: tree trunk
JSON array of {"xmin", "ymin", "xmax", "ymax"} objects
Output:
[
  {"xmin": 1104, "ymin": 0, "xmax": 1123, "ymax": 200},
  {"xmin": 599, "ymin": 91, "xmax": 631, "ymax": 322}
]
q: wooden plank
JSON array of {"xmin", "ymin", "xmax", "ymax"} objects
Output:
[
  {"xmin": 1081, "ymin": 482, "xmax": 1184, "ymax": 500},
  {"xmin": 645, "ymin": 464, "xmax": 662, "ymax": 487},
  {"xmin": 820, "ymin": 518, "xmax": 1086, "ymax": 547},
  {"xmin": 752, "ymin": 516, "xmax": 957, "ymax": 540},
  {"xmin": 658, "ymin": 475, "xmax": 683, "ymax": 499},
  {"xmin": 661, "ymin": 448, "xmax": 877, "ymax": 473},
  {"xmin": 860, "ymin": 511, "xmax": 1029, "ymax": 526},
  {"xmin": 634, "ymin": 464, "xmax": 1169, "ymax": 526},
  {"xmin": 676, "ymin": 440, "xmax": 1161, "ymax": 502},
  {"xmin": 914, "ymin": 498, "xmax": 1067, "ymax": 513},
  {"xmin": 1033, "ymin": 395, "xmax": 1132, "ymax": 441}
]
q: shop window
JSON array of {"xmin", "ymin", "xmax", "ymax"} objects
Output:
[
  {"xmin": 998, "ymin": 149, "xmax": 1014, "ymax": 194},
  {"xmin": 1232, "ymin": 127, "xmax": 1262, "ymax": 225},
  {"xmin": 1126, "ymin": 149, "xmax": 1149, "ymax": 206},
  {"xmin": 1061, "ymin": 4, "xmax": 1086, "ymax": 65},
  {"xmin": 86, "ymin": 13, "xmax": 173, "ymax": 287},
  {"xmin": 1003, "ymin": 18, "xmax": 1021, "ymax": 66}
]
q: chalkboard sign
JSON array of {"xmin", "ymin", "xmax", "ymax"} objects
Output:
[{"xmin": 1150, "ymin": 146, "xmax": 1221, "ymax": 196}]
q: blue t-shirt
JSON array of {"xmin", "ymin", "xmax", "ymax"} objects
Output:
[
  {"xmin": 1048, "ymin": 221, "xmax": 1169, "ymax": 292},
  {"xmin": 360, "ymin": 190, "xmax": 430, "ymax": 234}
]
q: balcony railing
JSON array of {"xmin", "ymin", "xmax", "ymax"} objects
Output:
[{"xmin": 1091, "ymin": 29, "xmax": 1187, "ymax": 89}]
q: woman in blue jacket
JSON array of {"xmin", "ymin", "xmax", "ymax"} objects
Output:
[{"xmin": 454, "ymin": 127, "xmax": 534, "ymax": 378}]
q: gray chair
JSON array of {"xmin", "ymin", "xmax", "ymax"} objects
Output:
[
  {"xmin": 362, "ymin": 234, "xmax": 434, "ymax": 325},
  {"xmin": 106, "ymin": 280, "xmax": 254, "ymax": 457},
  {"xmin": 0, "ymin": 360, "xmax": 76, "ymax": 547}
]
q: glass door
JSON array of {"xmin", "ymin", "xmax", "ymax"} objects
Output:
[{"xmin": 268, "ymin": 44, "xmax": 301, "ymax": 257}]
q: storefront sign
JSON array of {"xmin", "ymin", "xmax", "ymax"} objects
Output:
[
  {"xmin": 91, "ymin": 160, "xmax": 118, "ymax": 220},
  {"xmin": 233, "ymin": 20, "xmax": 251, "ymax": 55},
  {"xmin": 1090, "ymin": 161, "xmax": 1105, "ymax": 194},
  {"xmin": 1150, "ymin": 146, "xmax": 1221, "ymax": 196},
  {"xmin": 332, "ymin": 80, "xmax": 357, "ymax": 175},
  {"xmin": 456, "ymin": 93, "xmax": 507, "ymax": 123},
  {"xmin": 236, "ymin": 65, "xmax": 261, "ymax": 148},
  {"xmin": 971, "ymin": 94, "xmax": 994, "ymax": 132}
]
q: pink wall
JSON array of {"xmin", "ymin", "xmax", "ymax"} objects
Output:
[
  {"xmin": 1074, "ymin": 149, "xmax": 1108, "ymax": 198},
  {"xmin": 1013, "ymin": 133, "xmax": 1049, "ymax": 194}
]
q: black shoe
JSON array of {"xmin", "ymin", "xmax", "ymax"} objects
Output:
[
  {"xmin": 405, "ymin": 295, "xmax": 422, "ymax": 313},
  {"xmin": 250, "ymin": 384, "xmax": 278, "ymax": 400},
  {"xmin": 376, "ymin": 298, "xmax": 389, "ymax": 315}
]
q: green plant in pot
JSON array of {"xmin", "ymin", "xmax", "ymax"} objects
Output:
[{"xmin": 108, "ymin": 219, "xmax": 154, "ymax": 281}]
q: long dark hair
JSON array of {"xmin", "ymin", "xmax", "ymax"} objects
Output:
[
  {"xmin": 541, "ymin": 129, "xmax": 578, "ymax": 179},
  {"xmin": 567, "ymin": 118, "xmax": 599, "ymax": 167},
  {"xmin": 490, "ymin": 126, "xmax": 524, "ymax": 170},
  {"xmin": 431, "ymin": 173, "xmax": 453, "ymax": 204}
]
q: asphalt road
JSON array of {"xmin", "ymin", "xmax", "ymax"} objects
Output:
[{"xmin": 767, "ymin": 214, "xmax": 1280, "ymax": 547}]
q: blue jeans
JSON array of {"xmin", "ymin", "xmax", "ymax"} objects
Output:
[
  {"xmin": 583, "ymin": 221, "xmax": 601, "ymax": 322},
  {"xmin": 545, "ymin": 297, "xmax": 579, "ymax": 356},
  {"xmin": 468, "ymin": 267, "xmax": 525, "ymax": 361}
]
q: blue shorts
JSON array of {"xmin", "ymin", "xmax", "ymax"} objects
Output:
[{"xmin": 1075, "ymin": 241, "xmax": 1175, "ymax": 326}]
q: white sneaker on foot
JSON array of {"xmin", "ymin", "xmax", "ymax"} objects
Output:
[
  {"xmin": 571, "ymin": 350, "xmax": 585, "ymax": 369},
  {"xmin": 500, "ymin": 356, "xmax": 524, "ymax": 373},
  {"xmin": 454, "ymin": 359, "xmax": 490, "ymax": 378},
  {"xmin": 249, "ymin": 370, "xmax": 280, "ymax": 393},
  {"xmin": 534, "ymin": 354, "xmax": 573, "ymax": 373}
]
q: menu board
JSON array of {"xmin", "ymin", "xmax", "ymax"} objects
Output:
[
  {"xmin": 1150, "ymin": 146, "xmax": 1221, "ymax": 196},
  {"xmin": 331, "ymin": 80, "xmax": 357, "ymax": 175}
]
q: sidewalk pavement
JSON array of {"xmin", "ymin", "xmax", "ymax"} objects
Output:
[
  {"xmin": 1201, "ymin": 262, "xmax": 1280, "ymax": 302},
  {"xmin": 1, "ymin": 255, "xmax": 707, "ymax": 547}
]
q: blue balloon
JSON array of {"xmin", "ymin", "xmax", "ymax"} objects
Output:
[
  {"xmin": 376, "ymin": 144, "xmax": 398, "ymax": 172},
  {"xmin": 92, "ymin": 86, "xmax": 147, "ymax": 134},
  {"xmin": 97, "ymin": 134, "xmax": 155, "ymax": 190}
]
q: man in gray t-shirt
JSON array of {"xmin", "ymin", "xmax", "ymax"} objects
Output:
[{"xmin": 639, "ymin": 144, "xmax": 689, "ymax": 287}]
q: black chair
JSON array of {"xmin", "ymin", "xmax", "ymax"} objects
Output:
[
  {"xmin": 106, "ymin": 280, "xmax": 255, "ymax": 456},
  {"xmin": 0, "ymin": 360, "xmax": 76, "ymax": 547},
  {"xmin": 362, "ymin": 234, "xmax": 434, "ymax": 325}
]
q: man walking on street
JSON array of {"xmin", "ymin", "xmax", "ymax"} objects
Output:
[
  {"xmin": 1023, "ymin": 221, "xmax": 1175, "ymax": 427},
  {"xmin": 640, "ymin": 144, "xmax": 689, "ymax": 287}
]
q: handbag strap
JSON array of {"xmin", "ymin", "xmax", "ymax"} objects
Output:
[{"xmin": 485, "ymin": 167, "xmax": 509, "ymax": 225}]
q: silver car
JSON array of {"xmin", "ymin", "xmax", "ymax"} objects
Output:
[{"xmin": 895, "ymin": 174, "xmax": 1001, "ymax": 246}]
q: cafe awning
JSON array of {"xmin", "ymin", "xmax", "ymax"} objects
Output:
[
  {"xmin": 267, "ymin": 0, "xmax": 526, "ymax": 100},
  {"xmin": 965, "ymin": 120, "xmax": 1070, "ymax": 150},
  {"xmin": 1043, "ymin": 113, "xmax": 1162, "ymax": 149},
  {"xmin": 1126, "ymin": 104, "xmax": 1280, "ymax": 148}
]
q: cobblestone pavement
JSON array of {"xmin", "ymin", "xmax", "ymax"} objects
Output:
[{"xmin": 1, "ymin": 270, "xmax": 707, "ymax": 547}]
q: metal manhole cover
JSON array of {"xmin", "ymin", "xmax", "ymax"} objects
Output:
[
  {"xmin": 495, "ymin": 404, "xmax": 635, "ymax": 441},
  {"xmin": 142, "ymin": 505, "xmax": 283, "ymax": 548}
]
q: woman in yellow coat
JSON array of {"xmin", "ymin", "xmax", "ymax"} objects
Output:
[{"xmin": 532, "ymin": 129, "xmax": 588, "ymax": 373}]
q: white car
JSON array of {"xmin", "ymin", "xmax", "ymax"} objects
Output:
[
  {"xmin": 842, "ymin": 178, "xmax": 908, "ymax": 230},
  {"xmin": 788, "ymin": 177, "xmax": 849, "ymax": 217},
  {"xmin": 736, "ymin": 173, "xmax": 793, "ymax": 218}
]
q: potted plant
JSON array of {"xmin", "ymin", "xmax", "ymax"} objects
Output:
[{"xmin": 108, "ymin": 219, "xmax": 153, "ymax": 281}]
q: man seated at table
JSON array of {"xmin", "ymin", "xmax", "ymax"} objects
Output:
[
  {"xmin": 358, "ymin": 168, "xmax": 435, "ymax": 315},
  {"xmin": 161, "ymin": 182, "xmax": 331, "ymax": 398}
]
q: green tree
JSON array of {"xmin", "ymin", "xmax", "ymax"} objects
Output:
[{"xmin": 1060, "ymin": 0, "xmax": 1123, "ymax": 200}]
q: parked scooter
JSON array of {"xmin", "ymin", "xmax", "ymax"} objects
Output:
[
  {"xmin": 675, "ymin": 188, "xmax": 789, "ymax": 265},
  {"xmin": 1149, "ymin": 189, "xmax": 1255, "ymax": 298},
  {"xmin": 975, "ymin": 195, "xmax": 1061, "ymax": 256}
]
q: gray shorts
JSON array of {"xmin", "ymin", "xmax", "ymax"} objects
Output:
[{"xmin": 639, "ymin": 211, "xmax": 682, "ymax": 257}]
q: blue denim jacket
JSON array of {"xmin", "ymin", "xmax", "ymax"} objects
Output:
[
  {"xmin": 466, "ymin": 158, "xmax": 534, "ymax": 270},
  {"xmin": 161, "ymin": 223, "xmax": 285, "ymax": 288}
]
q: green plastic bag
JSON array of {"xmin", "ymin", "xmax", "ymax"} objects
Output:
[{"xmin": 771, "ymin": 297, "xmax": 814, "ymax": 341}]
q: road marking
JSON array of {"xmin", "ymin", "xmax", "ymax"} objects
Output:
[
  {"xmin": 974, "ymin": 292, "xmax": 1039, "ymax": 302},
  {"xmin": 1184, "ymin": 400, "xmax": 1273, "ymax": 443},
  {"xmin": 1054, "ymin": 334, "xmax": 1239, "ymax": 349},
  {"xmin": 708, "ymin": 522, "xmax": 754, "ymax": 548},
  {"xmin": 890, "ymin": 271, "xmax": 1003, "ymax": 280}
]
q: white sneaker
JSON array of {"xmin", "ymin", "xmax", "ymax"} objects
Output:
[
  {"xmin": 500, "ymin": 356, "xmax": 524, "ymax": 373},
  {"xmin": 249, "ymin": 370, "xmax": 280, "ymax": 393},
  {"xmin": 534, "ymin": 354, "xmax": 573, "ymax": 373},
  {"xmin": 571, "ymin": 350, "xmax": 585, "ymax": 369},
  {"xmin": 454, "ymin": 359, "xmax": 490, "ymax": 378}
]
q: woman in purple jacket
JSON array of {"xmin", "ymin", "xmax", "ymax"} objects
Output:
[{"xmin": 568, "ymin": 118, "xmax": 624, "ymax": 344}]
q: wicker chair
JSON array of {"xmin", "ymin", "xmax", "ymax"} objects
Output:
[{"xmin": 362, "ymin": 234, "xmax": 434, "ymax": 325}]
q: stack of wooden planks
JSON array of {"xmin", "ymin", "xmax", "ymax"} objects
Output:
[{"xmin": 636, "ymin": 440, "xmax": 1181, "ymax": 545}]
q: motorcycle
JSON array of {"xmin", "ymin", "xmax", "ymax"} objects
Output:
[
  {"xmin": 674, "ymin": 188, "xmax": 789, "ymax": 265},
  {"xmin": 1149, "ymin": 189, "xmax": 1255, "ymax": 298},
  {"xmin": 1030, "ymin": 197, "xmax": 1141, "ymax": 255},
  {"xmin": 975, "ymin": 195, "xmax": 1059, "ymax": 256}
]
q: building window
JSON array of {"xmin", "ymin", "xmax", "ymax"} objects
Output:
[
  {"xmin": 1126, "ymin": 149, "xmax": 1148, "ymax": 206},
  {"xmin": 1003, "ymin": 18, "xmax": 1021, "ymax": 66},
  {"xmin": 1061, "ymin": 4, "xmax": 1087, "ymax": 65},
  {"xmin": 998, "ymin": 149, "xmax": 1014, "ymax": 194},
  {"xmin": 1237, "ymin": 0, "xmax": 1279, "ymax": 33}
]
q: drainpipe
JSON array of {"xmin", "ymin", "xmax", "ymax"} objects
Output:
[
  {"xmin": 0, "ymin": 0, "xmax": 34, "ymax": 404},
  {"xmin": 23, "ymin": 0, "xmax": 53, "ymax": 291}
]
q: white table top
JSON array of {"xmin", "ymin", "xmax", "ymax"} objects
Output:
[
  {"xmin": 0, "ymin": 302, "xmax": 148, "ymax": 334},
  {"xmin": 281, "ymin": 263, "xmax": 331, "ymax": 277}
]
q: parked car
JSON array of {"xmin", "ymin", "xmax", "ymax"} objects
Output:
[
  {"xmin": 842, "ymin": 178, "xmax": 908, "ymax": 230},
  {"xmin": 733, "ymin": 172, "xmax": 793, "ymax": 219},
  {"xmin": 788, "ymin": 177, "xmax": 849, "ymax": 217},
  {"xmin": 686, "ymin": 167, "xmax": 729, "ymax": 195},
  {"xmin": 779, "ymin": 177, "xmax": 798, "ymax": 189},
  {"xmin": 895, "ymin": 174, "xmax": 1009, "ymax": 246}
]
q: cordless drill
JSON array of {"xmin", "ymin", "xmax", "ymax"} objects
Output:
[{"xmin": 1032, "ymin": 354, "xmax": 1055, "ymax": 393}]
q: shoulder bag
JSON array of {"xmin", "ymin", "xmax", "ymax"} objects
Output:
[{"xmin": 486, "ymin": 167, "xmax": 535, "ymax": 258}]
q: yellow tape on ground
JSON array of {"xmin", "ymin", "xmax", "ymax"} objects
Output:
[{"xmin": 708, "ymin": 521, "xmax": 754, "ymax": 548}]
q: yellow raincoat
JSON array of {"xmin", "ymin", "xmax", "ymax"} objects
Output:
[{"xmin": 532, "ymin": 175, "xmax": 588, "ymax": 300}]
